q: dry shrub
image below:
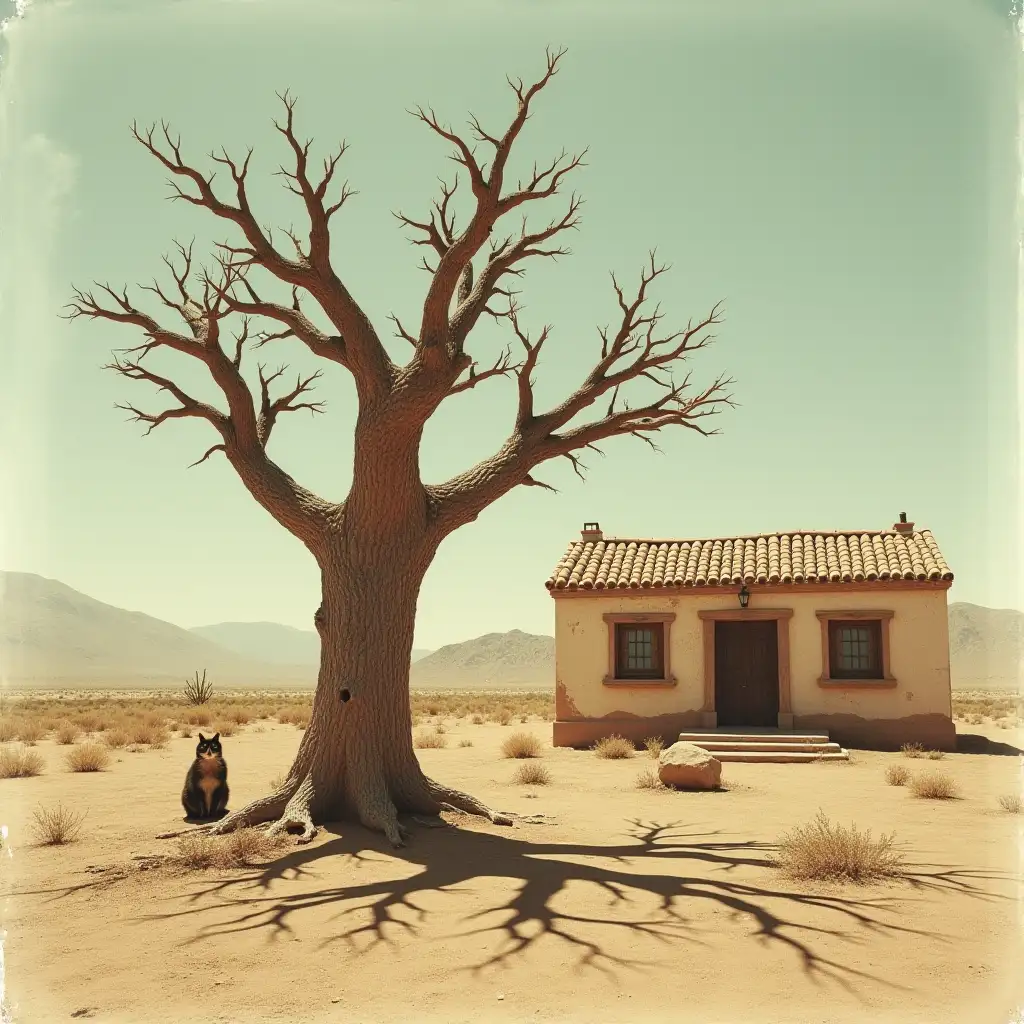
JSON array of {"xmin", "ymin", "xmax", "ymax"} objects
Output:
[
  {"xmin": 55, "ymin": 720, "xmax": 82, "ymax": 745},
  {"xmin": 129, "ymin": 721, "xmax": 169, "ymax": 747},
  {"xmin": 228, "ymin": 708, "xmax": 251, "ymax": 725},
  {"xmin": 414, "ymin": 729, "xmax": 447, "ymax": 749},
  {"xmin": 635, "ymin": 766, "xmax": 664, "ymax": 790},
  {"xmin": 495, "ymin": 709, "xmax": 513, "ymax": 726},
  {"xmin": 884, "ymin": 764, "xmax": 910, "ymax": 787},
  {"xmin": 594, "ymin": 735, "xmax": 635, "ymax": 759},
  {"xmin": 175, "ymin": 828, "xmax": 286, "ymax": 869},
  {"xmin": 642, "ymin": 736, "xmax": 664, "ymax": 759},
  {"xmin": 925, "ymin": 749, "xmax": 946, "ymax": 760},
  {"xmin": 901, "ymin": 742, "xmax": 924, "ymax": 758},
  {"xmin": 998, "ymin": 794, "xmax": 1022, "ymax": 814},
  {"xmin": 458, "ymin": 739, "xmax": 474, "ymax": 748},
  {"xmin": 17, "ymin": 720, "xmax": 46, "ymax": 745},
  {"xmin": 215, "ymin": 722, "xmax": 237, "ymax": 738},
  {"xmin": 434, "ymin": 722, "xmax": 447, "ymax": 734},
  {"xmin": 32, "ymin": 803, "xmax": 86, "ymax": 845},
  {"xmin": 103, "ymin": 728, "xmax": 129, "ymax": 749},
  {"xmin": 0, "ymin": 745, "xmax": 45, "ymax": 778},
  {"xmin": 76, "ymin": 713, "xmax": 102, "ymax": 732},
  {"xmin": 909, "ymin": 770, "xmax": 959, "ymax": 800},
  {"xmin": 471, "ymin": 714, "xmax": 484, "ymax": 725},
  {"xmin": 0, "ymin": 718, "xmax": 18, "ymax": 743},
  {"xmin": 185, "ymin": 708, "xmax": 213, "ymax": 726},
  {"xmin": 66, "ymin": 741, "xmax": 112, "ymax": 773},
  {"xmin": 178, "ymin": 725, "xmax": 193, "ymax": 737},
  {"xmin": 269, "ymin": 773, "xmax": 286, "ymax": 791},
  {"xmin": 501, "ymin": 731, "xmax": 541, "ymax": 759},
  {"xmin": 772, "ymin": 810, "xmax": 903, "ymax": 882},
  {"xmin": 512, "ymin": 761, "xmax": 551, "ymax": 785}
]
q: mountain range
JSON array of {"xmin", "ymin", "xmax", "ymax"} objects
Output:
[{"xmin": 0, "ymin": 571, "xmax": 1018, "ymax": 691}]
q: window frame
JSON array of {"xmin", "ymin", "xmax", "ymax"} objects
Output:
[
  {"xmin": 602, "ymin": 612, "xmax": 677, "ymax": 687},
  {"xmin": 815, "ymin": 610, "xmax": 896, "ymax": 687}
]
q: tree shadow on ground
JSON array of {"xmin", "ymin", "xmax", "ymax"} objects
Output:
[
  {"xmin": 120, "ymin": 815, "xmax": 1014, "ymax": 998},
  {"xmin": 955, "ymin": 733, "xmax": 1022, "ymax": 756}
]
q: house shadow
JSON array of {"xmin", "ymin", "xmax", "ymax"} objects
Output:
[
  {"xmin": 955, "ymin": 733, "xmax": 1022, "ymax": 756},
  {"xmin": 129, "ymin": 816, "xmax": 1011, "ymax": 998}
]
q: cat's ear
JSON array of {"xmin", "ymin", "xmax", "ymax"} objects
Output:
[
  {"xmin": 211, "ymin": 733, "xmax": 220, "ymax": 742},
  {"xmin": 198, "ymin": 733, "xmax": 206, "ymax": 742}
]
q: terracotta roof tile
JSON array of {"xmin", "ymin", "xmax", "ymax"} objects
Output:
[{"xmin": 545, "ymin": 529, "xmax": 954, "ymax": 591}]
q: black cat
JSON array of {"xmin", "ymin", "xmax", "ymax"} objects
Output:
[{"xmin": 181, "ymin": 732, "xmax": 229, "ymax": 820}]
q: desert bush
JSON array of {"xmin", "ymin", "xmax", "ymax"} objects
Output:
[
  {"xmin": 215, "ymin": 722, "xmax": 236, "ymax": 738},
  {"xmin": 0, "ymin": 718, "xmax": 18, "ymax": 743},
  {"xmin": 925, "ymin": 750, "xmax": 946, "ymax": 760},
  {"xmin": 175, "ymin": 828, "xmax": 286, "ymax": 869},
  {"xmin": 594, "ymin": 734, "xmax": 635, "ymax": 759},
  {"xmin": 642, "ymin": 736, "xmax": 664, "ymax": 759},
  {"xmin": 184, "ymin": 669, "xmax": 214, "ymax": 706},
  {"xmin": 66, "ymin": 741, "xmax": 112, "ymax": 773},
  {"xmin": 227, "ymin": 708, "xmax": 251, "ymax": 725},
  {"xmin": 16, "ymin": 720, "xmax": 46, "ymax": 745},
  {"xmin": 471, "ymin": 714, "xmax": 484, "ymax": 725},
  {"xmin": 495, "ymin": 709, "xmax": 513, "ymax": 726},
  {"xmin": 31, "ymin": 803, "xmax": 86, "ymax": 845},
  {"xmin": 414, "ymin": 729, "xmax": 447, "ymax": 749},
  {"xmin": 772, "ymin": 810, "xmax": 903, "ymax": 882},
  {"xmin": 512, "ymin": 761, "xmax": 551, "ymax": 785},
  {"xmin": 129, "ymin": 722, "xmax": 170, "ymax": 748},
  {"xmin": 55, "ymin": 720, "xmax": 82, "ymax": 745},
  {"xmin": 103, "ymin": 728, "xmax": 129, "ymax": 749},
  {"xmin": 76, "ymin": 712, "xmax": 101, "ymax": 732},
  {"xmin": 909, "ymin": 771, "xmax": 958, "ymax": 800},
  {"xmin": 635, "ymin": 766, "xmax": 664, "ymax": 790},
  {"xmin": 998, "ymin": 793, "xmax": 1022, "ymax": 814},
  {"xmin": 884, "ymin": 764, "xmax": 910, "ymax": 786},
  {"xmin": 0, "ymin": 745, "xmax": 45, "ymax": 778},
  {"xmin": 458, "ymin": 739, "xmax": 474, "ymax": 748},
  {"xmin": 501, "ymin": 731, "xmax": 541, "ymax": 759},
  {"xmin": 434, "ymin": 722, "xmax": 447, "ymax": 734},
  {"xmin": 185, "ymin": 709, "xmax": 213, "ymax": 727},
  {"xmin": 900, "ymin": 742, "xmax": 924, "ymax": 758}
]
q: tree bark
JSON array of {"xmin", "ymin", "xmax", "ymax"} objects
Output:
[{"xmin": 207, "ymin": 519, "xmax": 513, "ymax": 846}]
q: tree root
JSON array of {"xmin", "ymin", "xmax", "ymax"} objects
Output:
[{"xmin": 427, "ymin": 778, "xmax": 514, "ymax": 826}]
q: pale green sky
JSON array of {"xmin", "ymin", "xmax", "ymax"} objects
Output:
[{"xmin": 0, "ymin": 0, "xmax": 1019, "ymax": 649}]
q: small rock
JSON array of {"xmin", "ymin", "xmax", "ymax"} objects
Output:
[
  {"xmin": 658, "ymin": 742, "xmax": 722, "ymax": 790},
  {"xmin": 497, "ymin": 993, "xmax": 504, "ymax": 1001},
  {"xmin": 330, "ymin": 997, "xmax": 340, "ymax": 1004}
]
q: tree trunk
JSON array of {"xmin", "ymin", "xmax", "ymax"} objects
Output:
[{"xmin": 206, "ymin": 525, "xmax": 513, "ymax": 846}]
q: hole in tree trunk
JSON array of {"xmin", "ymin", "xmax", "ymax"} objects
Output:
[{"xmin": 340, "ymin": 688, "xmax": 351, "ymax": 703}]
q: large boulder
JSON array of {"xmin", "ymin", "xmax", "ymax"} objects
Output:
[{"xmin": 658, "ymin": 742, "xmax": 722, "ymax": 790}]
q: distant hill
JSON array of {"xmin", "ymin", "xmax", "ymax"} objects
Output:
[
  {"xmin": 948, "ymin": 601, "xmax": 1021, "ymax": 690},
  {"xmin": 190, "ymin": 621, "xmax": 432, "ymax": 668},
  {"xmin": 411, "ymin": 629, "xmax": 554, "ymax": 689},
  {"xmin": 0, "ymin": 571, "xmax": 292, "ymax": 683}
]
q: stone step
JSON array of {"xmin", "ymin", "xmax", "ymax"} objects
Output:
[
  {"xmin": 685, "ymin": 740, "xmax": 845, "ymax": 754},
  {"xmin": 711, "ymin": 749, "xmax": 850, "ymax": 763},
  {"xmin": 677, "ymin": 731, "xmax": 831, "ymax": 745}
]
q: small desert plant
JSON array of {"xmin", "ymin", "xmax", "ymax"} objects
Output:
[
  {"xmin": 501, "ymin": 731, "xmax": 541, "ymax": 759},
  {"xmin": 458, "ymin": 739, "xmax": 474, "ymax": 748},
  {"xmin": 215, "ymin": 722, "xmax": 236, "ymax": 738},
  {"xmin": 129, "ymin": 722, "xmax": 170, "ymax": 748},
  {"xmin": 642, "ymin": 736, "xmax": 664, "ymax": 759},
  {"xmin": 55, "ymin": 720, "xmax": 82, "ymax": 745},
  {"xmin": 0, "ymin": 718, "xmax": 19, "ymax": 743},
  {"xmin": 771, "ymin": 810, "xmax": 903, "ymax": 882},
  {"xmin": 495, "ymin": 709, "xmax": 513, "ymax": 726},
  {"xmin": 103, "ymin": 728, "xmax": 129, "ymax": 749},
  {"xmin": 512, "ymin": 761, "xmax": 551, "ymax": 785},
  {"xmin": 175, "ymin": 827, "xmax": 286, "ymax": 869},
  {"xmin": 909, "ymin": 770, "xmax": 959, "ymax": 800},
  {"xmin": 0, "ymin": 745, "xmax": 45, "ymax": 778},
  {"xmin": 227, "ymin": 708, "xmax": 251, "ymax": 725},
  {"xmin": 594, "ymin": 734, "xmax": 635, "ymax": 759},
  {"xmin": 997, "ymin": 793, "xmax": 1022, "ymax": 814},
  {"xmin": 471, "ymin": 714, "xmax": 484, "ymax": 725},
  {"xmin": 66, "ymin": 741, "xmax": 112, "ymax": 773},
  {"xmin": 884, "ymin": 764, "xmax": 910, "ymax": 787},
  {"xmin": 635, "ymin": 766, "xmax": 664, "ymax": 790},
  {"xmin": 269, "ymin": 773, "xmax": 286, "ymax": 791},
  {"xmin": 901, "ymin": 742, "xmax": 924, "ymax": 758},
  {"xmin": 185, "ymin": 709, "xmax": 213, "ymax": 727},
  {"xmin": 925, "ymin": 749, "xmax": 946, "ymax": 760},
  {"xmin": 184, "ymin": 669, "xmax": 214, "ymax": 706},
  {"xmin": 16, "ymin": 720, "xmax": 46, "ymax": 745},
  {"xmin": 414, "ymin": 729, "xmax": 447, "ymax": 749},
  {"xmin": 31, "ymin": 803, "xmax": 86, "ymax": 845},
  {"xmin": 434, "ymin": 722, "xmax": 447, "ymax": 734}
]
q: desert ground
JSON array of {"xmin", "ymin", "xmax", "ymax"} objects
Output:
[{"xmin": 0, "ymin": 690, "xmax": 1022, "ymax": 1024}]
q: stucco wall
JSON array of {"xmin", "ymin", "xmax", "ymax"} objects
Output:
[{"xmin": 553, "ymin": 585, "xmax": 952, "ymax": 726}]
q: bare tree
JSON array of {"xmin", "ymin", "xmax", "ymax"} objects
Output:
[{"xmin": 65, "ymin": 48, "xmax": 733, "ymax": 847}]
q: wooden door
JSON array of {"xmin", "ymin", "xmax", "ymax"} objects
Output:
[{"xmin": 714, "ymin": 620, "xmax": 780, "ymax": 728}]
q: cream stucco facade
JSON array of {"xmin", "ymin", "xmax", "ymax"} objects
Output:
[{"xmin": 552, "ymin": 582, "xmax": 956, "ymax": 751}]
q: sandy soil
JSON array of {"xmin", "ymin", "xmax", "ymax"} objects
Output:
[{"xmin": 1, "ymin": 718, "xmax": 1022, "ymax": 1024}]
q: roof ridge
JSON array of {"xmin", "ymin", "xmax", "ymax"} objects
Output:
[{"xmin": 585, "ymin": 529, "xmax": 930, "ymax": 545}]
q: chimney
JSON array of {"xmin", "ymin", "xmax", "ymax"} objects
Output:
[
  {"xmin": 581, "ymin": 521, "xmax": 603, "ymax": 543},
  {"xmin": 893, "ymin": 511, "xmax": 915, "ymax": 535}
]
